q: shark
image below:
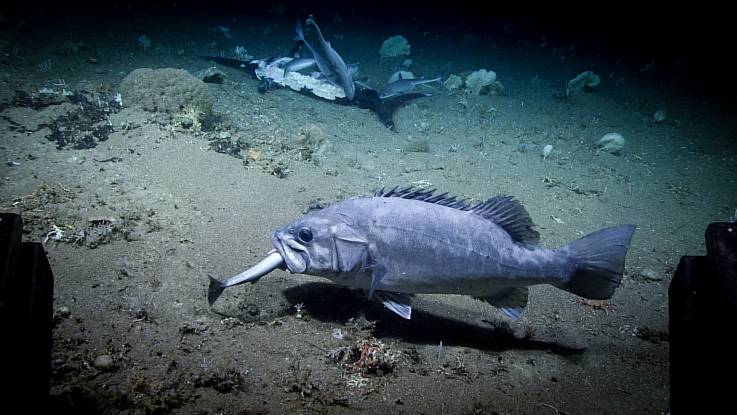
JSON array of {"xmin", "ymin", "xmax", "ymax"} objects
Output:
[
  {"xmin": 294, "ymin": 15, "xmax": 355, "ymax": 100},
  {"xmin": 379, "ymin": 74, "xmax": 443, "ymax": 100}
]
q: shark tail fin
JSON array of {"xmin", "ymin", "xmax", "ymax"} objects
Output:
[
  {"xmin": 207, "ymin": 274, "xmax": 227, "ymax": 306},
  {"xmin": 559, "ymin": 224, "xmax": 636, "ymax": 299}
]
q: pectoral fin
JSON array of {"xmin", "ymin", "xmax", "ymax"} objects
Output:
[
  {"xmin": 331, "ymin": 224, "xmax": 370, "ymax": 273},
  {"xmin": 374, "ymin": 291, "xmax": 412, "ymax": 319},
  {"xmin": 367, "ymin": 263, "xmax": 386, "ymax": 299},
  {"xmin": 475, "ymin": 287, "xmax": 529, "ymax": 320}
]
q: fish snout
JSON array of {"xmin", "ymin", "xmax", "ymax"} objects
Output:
[{"xmin": 272, "ymin": 230, "xmax": 308, "ymax": 274}]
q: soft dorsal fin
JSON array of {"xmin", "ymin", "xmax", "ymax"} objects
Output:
[
  {"xmin": 375, "ymin": 186, "xmax": 539, "ymax": 245},
  {"xmin": 468, "ymin": 195, "xmax": 540, "ymax": 245}
]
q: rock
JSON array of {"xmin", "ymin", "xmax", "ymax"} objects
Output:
[
  {"xmin": 640, "ymin": 268, "xmax": 663, "ymax": 281},
  {"xmin": 542, "ymin": 144, "xmax": 553, "ymax": 160},
  {"xmin": 403, "ymin": 137, "xmax": 431, "ymax": 153},
  {"xmin": 56, "ymin": 306, "xmax": 71, "ymax": 318},
  {"xmin": 388, "ymin": 71, "xmax": 414, "ymax": 84},
  {"xmin": 94, "ymin": 354, "xmax": 115, "ymax": 371},
  {"xmin": 198, "ymin": 66, "xmax": 226, "ymax": 84},
  {"xmin": 597, "ymin": 132, "xmax": 625, "ymax": 155},
  {"xmin": 653, "ymin": 109, "xmax": 667, "ymax": 123}
]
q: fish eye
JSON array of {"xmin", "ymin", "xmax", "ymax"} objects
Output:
[{"xmin": 297, "ymin": 228, "xmax": 313, "ymax": 243}]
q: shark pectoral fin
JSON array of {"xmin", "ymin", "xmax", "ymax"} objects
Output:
[
  {"xmin": 374, "ymin": 291, "xmax": 412, "ymax": 319},
  {"xmin": 475, "ymin": 287, "xmax": 529, "ymax": 320}
]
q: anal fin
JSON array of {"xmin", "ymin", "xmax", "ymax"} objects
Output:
[
  {"xmin": 374, "ymin": 291, "xmax": 412, "ymax": 319},
  {"xmin": 476, "ymin": 287, "xmax": 529, "ymax": 320}
]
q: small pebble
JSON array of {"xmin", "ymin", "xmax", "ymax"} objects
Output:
[
  {"xmin": 653, "ymin": 109, "xmax": 667, "ymax": 123},
  {"xmin": 94, "ymin": 354, "xmax": 115, "ymax": 371},
  {"xmin": 331, "ymin": 328, "xmax": 345, "ymax": 340},
  {"xmin": 640, "ymin": 268, "xmax": 663, "ymax": 281},
  {"xmin": 542, "ymin": 144, "xmax": 553, "ymax": 160},
  {"xmin": 56, "ymin": 306, "xmax": 71, "ymax": 318}
]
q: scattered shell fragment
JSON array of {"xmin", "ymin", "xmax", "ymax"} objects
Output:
[
  {"xmin": 94, "ymin": 355, "xmax": 115, "ymax": 371},
  {"xmin": 247, "ymin": 148, "xmax": 263, "ymax": 161}
]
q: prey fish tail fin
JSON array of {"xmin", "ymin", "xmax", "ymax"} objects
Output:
[
  {"xmin": 207, "ymin": 274, "xmax": 227, "ymax": 306},
  {"xmin": 559, "ymin": 224, "xmax": 636, "ymax": 300}
]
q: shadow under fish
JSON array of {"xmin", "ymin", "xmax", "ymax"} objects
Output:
[{"xmin": 281, "ymin": 282, "xmax": 588, "ymax": 354}]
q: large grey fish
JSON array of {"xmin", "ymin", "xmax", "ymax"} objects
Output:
[
  {"xmin": 295, "ymin": 15, "xmax": 355, "ymax": 100},
  {"xmin": 208, "ymin": 187, "xmax": 636, "ymax": 320},
  {"xmin": 379, "ymin": 74, "xmax": 442, "ymax": 100}
]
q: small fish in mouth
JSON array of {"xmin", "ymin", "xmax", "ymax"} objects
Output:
[{"xmin": 208, "ymin": 187, "xmax": 636, "ymax": 320}]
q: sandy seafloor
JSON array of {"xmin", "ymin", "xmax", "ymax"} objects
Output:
[{"xmin": 1, "ymin": 5, "xmax": 736, "ymax": 414}]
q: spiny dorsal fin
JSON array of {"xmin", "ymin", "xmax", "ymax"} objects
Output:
[{"xmin": 375, "ymin": 186, "xmax": 539, "ymax": 245}]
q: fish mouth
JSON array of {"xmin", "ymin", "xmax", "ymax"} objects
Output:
[{"xmin": 272, "ymin": 232, "xmax": 308, "ymax": 274}]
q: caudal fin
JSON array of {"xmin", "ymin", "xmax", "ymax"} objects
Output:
[
  {"xmin": 207, "ymin": 275, "xmax": 227, "ymax": 306},
  {"xmin": 559, "ymin": 224, "xmax": 636, "ymax": 300}
]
